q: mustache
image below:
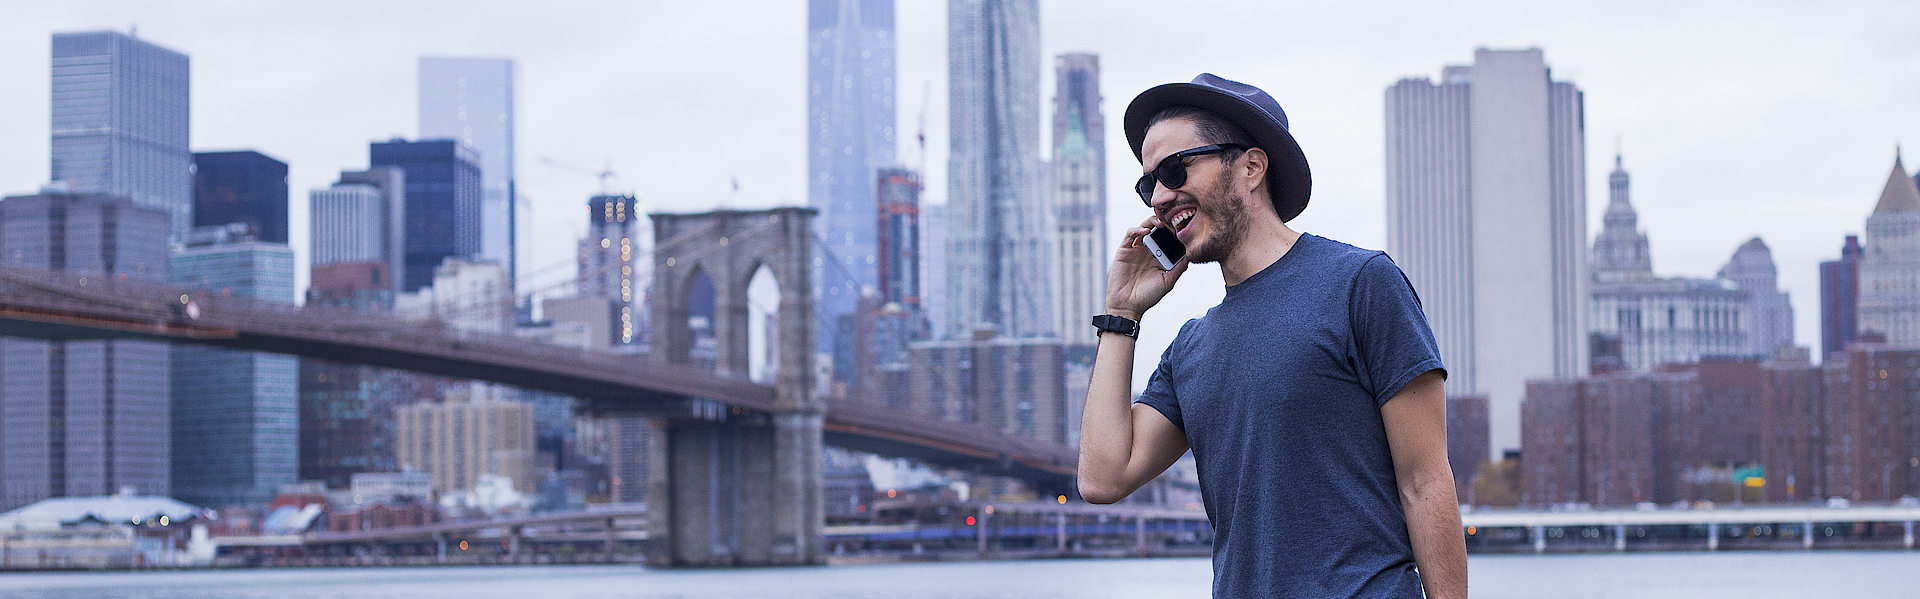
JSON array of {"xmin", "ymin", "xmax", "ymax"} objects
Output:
[{"xmin": 1156, "ymin": 199, "xmax": 1200, "ymax": 218}]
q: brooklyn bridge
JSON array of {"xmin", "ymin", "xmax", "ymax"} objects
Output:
[{"xmin": 0, "ymin": 207, "xmax": 1078, "ymax": 567}]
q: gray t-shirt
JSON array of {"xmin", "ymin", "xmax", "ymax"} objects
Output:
[{"xmin": 1136, "ymin": 233, "xmax": 1445, "ymax": 598}]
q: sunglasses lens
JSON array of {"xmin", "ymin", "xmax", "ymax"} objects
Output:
[
  {"xmin": 1135, "ymin": 175, "xmax": 1156, "ymax": 204},
  {"xmin": 1158, "ymin": 156, "xmax": 1188, "ymax": 190}
]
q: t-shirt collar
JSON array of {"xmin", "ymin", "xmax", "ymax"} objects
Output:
[{"xmin": 1224, "ymin": 232, "xmax": 1315, "ymax": 298}]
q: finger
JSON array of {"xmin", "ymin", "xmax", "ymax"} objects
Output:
[{"xmin": 1121, "ymin": 227, "xmax": 1149, "ymax": 248}]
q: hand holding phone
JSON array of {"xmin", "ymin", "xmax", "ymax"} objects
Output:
[{"xmin": 1142, "ymin": 227, "xmax": 1186, "ymax": 271}]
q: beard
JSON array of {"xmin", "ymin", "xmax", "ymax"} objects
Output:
[{"xmin": 1183, "ymin": 168, "xmax": 1250, "ymax": 265}]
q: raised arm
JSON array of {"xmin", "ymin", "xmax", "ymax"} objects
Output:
[
  {"xmin": 1078, "ymin": 217, "xmax": 1192, "ymax": 505},
  {"xmin": 1380, "ymin": 370, "xmax": 1467, "ymax": 599}
]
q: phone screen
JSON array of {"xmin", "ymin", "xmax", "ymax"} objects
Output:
[{"xmin": 1143, "ymin": 227, "xmax": 1186, "ymax": 270}]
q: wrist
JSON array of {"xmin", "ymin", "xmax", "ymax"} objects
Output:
[{"xmin": 1103, "ymin": 307, "xmax": 1143, "ymax": 322}]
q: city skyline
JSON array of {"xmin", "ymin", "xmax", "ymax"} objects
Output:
[{"xmin": 0, "ymin": 2, "xmax": 1915, "ymax": 394}]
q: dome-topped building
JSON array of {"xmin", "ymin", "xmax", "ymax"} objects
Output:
[{"xmin": 1589, "ymin": 151, "xmax": 1758, "ymax": 372}]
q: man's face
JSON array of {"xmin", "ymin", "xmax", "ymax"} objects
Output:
[{"xmin": 1140, "ymin": 118, "xmax": 1249, "ymax": 265}]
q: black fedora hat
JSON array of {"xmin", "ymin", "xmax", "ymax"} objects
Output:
[{"xmin": 1123, "ymin": 73, "xmax": 1311, "ymax": 222}]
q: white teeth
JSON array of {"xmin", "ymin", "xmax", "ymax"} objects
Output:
[{"xmin": 1171, "ymin": 212, "xmax": 1192, "ymax": 229}]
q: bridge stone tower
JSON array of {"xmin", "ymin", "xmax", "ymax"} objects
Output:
[{"xmin": 648, "ymin": 207, "xmax": 822, "ymax": 566}]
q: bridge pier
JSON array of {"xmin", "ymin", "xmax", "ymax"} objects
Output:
[
  {"xmin": 604, "ymin": 517, "xmax": 617, "ymax": 563},
  {"xmin": 1904, "ymin": 520, "xmax": 1913, "ymax": 549},
  {"xmin": 1530, "ymin": 526, "xmax": 1545, "ymax": 553},
  {"xmin": 648, "ymin": 207, "xmax": 823, "ymax": 568},
  {"xmin": 645, "ymin": 411, "xmax": 823, "ymax": 567},
  {"xmin": 977, "ymin": 510, "xmax": 990, "ymax": 556},
  {"xmin": 1707, "ymin": 522, "xmax": 1719, "ymax": 551},
  {"xmin": 1803, "ymin": 521, "xmax": 1814, "ymax": 549},
  {"xmin": 1056, "ymin": 512, "xmax": 1066, "ymax": 555},
  {"xmin": 1135, "ymin": 516, "xmax": 1147, "ymax": 556},
  {"xmin": 1614, "ymin": 524, "xmax": 1626, "ymax": 552},
  {"xmin": 508, "ymin": 526, "xmax": 522, "ymax": 563}
]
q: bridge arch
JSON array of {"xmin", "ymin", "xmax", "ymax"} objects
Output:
[
  {"xmin": 744, "ymin": 264, "xmax": 780, "ymax": 385},
  {"xmin": 651, "ymin": 208, "xmax": 815, "ymax": 403}
]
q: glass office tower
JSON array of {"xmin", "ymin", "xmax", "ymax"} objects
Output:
[
  {"xmin": 50, "ymin": 30, "xmax": 191, "ymax": 240},
  {"xmin": 170, "ymin": 225, "xmax": 298, "ymax": 508},
  {"xmin": 193, "ymin": 151, "xmax": 289, "ymax": 244},
  {"xmin": 369, "ymin": 140, "xmax": 483, "ymax": 293},
  {"xmin": 0, "ymin": 192, "xmax": 172, "ymax": 511},
  {"xmin": 808, "ymin": 0, "xmax": 898, "ymax": 368},
  {"xmin": 419, "ymin": 57, "xmax": 516, "ymax": 288}
]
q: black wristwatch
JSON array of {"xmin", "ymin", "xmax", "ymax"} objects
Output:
[{"xmin": 1091, "ymin": 314, "xmax": 1140, "ymax": 338}]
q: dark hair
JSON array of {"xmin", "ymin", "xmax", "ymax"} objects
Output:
[{"xmin": 1146, "ymin": 105, "xmax": 1256, "ymax": 161}]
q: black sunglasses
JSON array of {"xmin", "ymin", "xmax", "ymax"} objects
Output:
[{"xmin": 1134, "ymin": 144, "xmax": 1247, "ymax": 205}]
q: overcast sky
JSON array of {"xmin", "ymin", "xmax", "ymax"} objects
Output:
[{"xmin": 2, "ymin": 1, "xmax": 1917, "ymax": 390}]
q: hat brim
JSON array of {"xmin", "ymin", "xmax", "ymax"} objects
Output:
[{"xmin": 1123, "ymin": 83, "xmax": 1312, "ymax": 222}]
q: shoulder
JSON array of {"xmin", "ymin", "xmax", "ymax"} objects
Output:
[
  {"xmin": 1302, "ymin": 234, "xmax": 1421, "ymax": 309},
  {"xmin": 1297, "ymin": 233, "xmax": 1395, "ymax": 280}
]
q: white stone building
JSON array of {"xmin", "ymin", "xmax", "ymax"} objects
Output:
[
  {"xmin": 1858, "ymin": 154, "xmax": 1920, "ymax": 344},
  {"xmin": 1385, "ymin": 48, "xmax": 1588, "ymax": 455}
]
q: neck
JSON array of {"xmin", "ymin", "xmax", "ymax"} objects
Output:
[{"xmin": 1220, "ymin": 212, "xmax": 1300, "ymax": 286}]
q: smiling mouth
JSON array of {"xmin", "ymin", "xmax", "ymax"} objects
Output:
[{"xmin": 1168, "ymin": 208, "xmax": 1195, "ymax": 234}]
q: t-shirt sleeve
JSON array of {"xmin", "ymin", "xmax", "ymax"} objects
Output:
[
  {"xmin": 1350, "ymin": 254, "xmax": 1447, "ymax": 406},
  {"xmin": 1133, "ymin": 319, "xmax": 1195, "ymax": 432}
]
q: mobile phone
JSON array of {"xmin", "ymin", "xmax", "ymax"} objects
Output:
[{"xmin": 1142, "ymin": 227, "xmax": 1186, "ymax": 271}]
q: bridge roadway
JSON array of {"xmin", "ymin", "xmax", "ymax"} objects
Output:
[{"xmin": 0, "ymin": 264, "xmax": 1075, "ymax": 486}]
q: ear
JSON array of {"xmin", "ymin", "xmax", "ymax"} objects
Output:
[{"xmin": 1240, "ymin": 147, "xmax": 1270, "ymax": 197}]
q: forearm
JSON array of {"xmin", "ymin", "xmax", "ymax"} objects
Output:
[
  {"xmin": 1402, "ymin": 477, "xmax": 1467, "ymax": 599},
  {"xmin": 1077, "ymin": 329, "xmax": 1139, "ymax": 503}
]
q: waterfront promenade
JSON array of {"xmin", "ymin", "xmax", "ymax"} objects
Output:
[{"xmin": 3, "ymin": 553, "xmax": 1919, "ymax": 599}]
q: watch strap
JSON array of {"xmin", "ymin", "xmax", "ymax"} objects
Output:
[{"xmin": 1091, "ymin": 314, "xmax": 1140, "ymax": 338}]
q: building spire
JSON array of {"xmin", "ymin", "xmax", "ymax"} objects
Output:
[
  {"xmin": 1873, "ymin": 150, "xmax": 1920, "ymax": 214},
  {"xmin": 1593, "ymin": 146, "xmax": 1653, "ymax": 282}
]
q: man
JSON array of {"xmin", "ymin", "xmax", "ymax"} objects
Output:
[{"xmin": 1078, "ymin": 74, "xmax": 1467, "ymax": 598}]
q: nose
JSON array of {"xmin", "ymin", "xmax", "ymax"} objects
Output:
[{"xmin": 1147, "ymin": 180, "xmax": 1177, "ymax": 213}]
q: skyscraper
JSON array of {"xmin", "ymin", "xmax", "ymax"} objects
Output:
[
  {"xmin": 946, "ymin": 0, "xmax": 1051, "ymax": 340},
  {"xmin": 875, "ymin": 168, "xmax": 923, "ymax": 310},
  {"xmin": 1051, "ymin": 53, "xmax": 1106, "ymax": 348},
  {"xmin": 919, "ymin": 203, "xmax": 947, "ymax": 336},
  {"xmin": 301, "ymin": 167, "xmax": 411, "ymax": 488},
  {"xmin": 170, "ymin": 224, "xmax": 298, "ymax": 508},
  {"xmin": 1819, "ymin": 235, "xmax": 1864, "ymax": 359},
  {"xmin": 1858, "ymin": 153, "xmax": 1920, "ymax": 344},
  {"xmin": 808, "ymin": 0, "xmax": 898, "ymax": 366},
  {"xmin": 872, "ymin": 167, "xmax": 926, "ymax": 401},
  {"xmin": 49, "ymin": 30, "xmax": 191, "ymax": 240},
  {"xmin": 577, "ymin": 194, "xmax": 650, "ymax": 348},
  {"xmin": 0, "ymin": 192, "xmax": 172, "ymax": 510},
  {"xmin": 1386, "ymin": 48, "xmax": 1588, "ymax": 454},
  {"xmin": 419, "ymin": 57, "xmax": 516, "ymax": 289},
  {"xmin": 192, "ymin": 151, "xmax": 289, "ymax": 244},
  {"xmin": 370, "ymin": 139, "xmax": 483, "ymax": 293},
  {"xmin": 1717, "ymin": 237, "xmax": 1794, "ymax": 356}
]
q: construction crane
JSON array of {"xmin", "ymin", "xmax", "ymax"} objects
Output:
[{"xmin": 538, "ymin": 156, "xmax": 620, "ymax": 196}]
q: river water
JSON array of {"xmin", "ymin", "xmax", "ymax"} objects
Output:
[{"xmin": 1, "ymin": 552, "xmax": 1916, "ymax": 598}]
